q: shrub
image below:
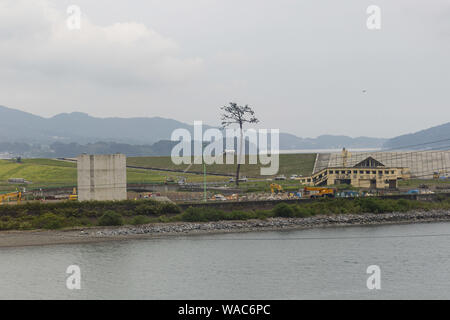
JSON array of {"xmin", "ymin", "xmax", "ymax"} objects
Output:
[
  {"xmin": 136, "ymin": 203, "xmax": 159, "ymax": 216},
  {"xmin": 32, "ymin": 213, "xmax": 66, "ymax": 229},
  {"xmin": 159, "ymin": 202, "xmax": 181, "ymax": 214},
  {"xmin": 293, "ymin": 205, "xmax": 313, "ymax": 217},
  {"xmin": 178, "ymin": 207, "xmax": 226, "ymax": 222},
  {"xmin": 396, "ymin": 199, "xmax": 411, "ymax": 212},
  {"xmin": 232, "ymin": 211, "xmax": 258, "ymax": 220},
  {"xmin": 19, "ymin": 222, "xmax": 33, "ymax": 230},
  {"xmin": 4, "ymin": 220, "xmax": 20, "ymax": 230},
  {"xmin": 358, "ymin": 198, "xmax": 384, "ymax": 213},
  {"xmin": 273, "ymin": 203, "xmax": 295, "ymax": 217},
  {"xmin": 55, "ymin": 208, "xmax": 80, "ymax": 218},
  {"xmin": 0, "ymin": 216, "xmax": 11, "ymax": 222},
  {"xmin": 131, "ymin": 215, "xmax": 151, "ymax": 225},
  {"xmin": 78, "ymin": 217, "xmax": 93, "ymax": 227},
  {"xmin": 158, "ymin": 215, "xmax": 177, "ymax": 223},
  {"xmin": 98, "ymin": 211, "xmax": 123, "ymax": 226}
]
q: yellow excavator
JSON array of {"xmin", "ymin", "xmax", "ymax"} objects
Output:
[
  {"xmin": 0, "ymin": 191, "xmax": 22, "ymax": 204},
  {"xmin": 270, "ymin": 183, "xmax": 284, "ymax": 194},
  {"xmin": 69, "ymin": 188, "xmax": 78, "ymax": 201}
]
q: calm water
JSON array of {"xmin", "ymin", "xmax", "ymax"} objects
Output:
[{"xmin": 1, "ymin": 222, "xmax": 450, "ymax": 299}]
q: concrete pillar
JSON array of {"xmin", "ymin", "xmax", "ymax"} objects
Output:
[{"xmin": 77, "ymin": 154, "xmax": 127, "ymax": 201}]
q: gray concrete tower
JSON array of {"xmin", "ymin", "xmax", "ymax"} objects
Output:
[{"xmin": 77, "ymin": 154, "xmax": 127, "ymax": 201}]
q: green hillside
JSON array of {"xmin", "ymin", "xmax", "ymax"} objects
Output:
[
  {"xmin": 0, "ymin": 153, "xmax": 316, "ymax": 193},
  {"xmin": 0, "ymin": 159, "xmax": 77, "ymax": 189},
  {"xmin": 127, "ymin": 153, "xmax": 317, "ymax": 178},
  {"xmin": 0, "ymin": 159, "xmax": 229, "ymax": 192}
]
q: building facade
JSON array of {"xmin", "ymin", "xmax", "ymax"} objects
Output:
[
  {"xmin": 77, "ymin": 154, "xmax": 127, "ymax": 201},
  {"xmin": 299, "ymin": 156, "xmax": 410, "ymax": 189},
  {"xmin": 313, "ymin": 150, "xmax": 449, "ymax": 179}
]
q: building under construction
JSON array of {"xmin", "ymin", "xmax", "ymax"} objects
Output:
[{"xmin": 298, "ymin": 149, "xmax": 450, "ymax": 189}]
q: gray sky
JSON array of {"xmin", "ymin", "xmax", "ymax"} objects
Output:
[{"xmin": 1, "ymin": 0, "xmax": 449, "ymax": 138}]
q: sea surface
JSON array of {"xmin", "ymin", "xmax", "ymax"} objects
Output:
[
  {"xmin": 1, "ymin": 222, "xmax": 450, "ymax": 299},
  {"xmin": 279, "ymin": 148, "xmax": 381, "ymax": 154}
]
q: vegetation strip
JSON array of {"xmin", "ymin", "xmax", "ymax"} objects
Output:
[{"xmin": 1, "ymin": 197, "xmax": 450, "ymax": 231}]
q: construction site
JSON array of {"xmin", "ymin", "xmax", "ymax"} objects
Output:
[{"xmin": 0, "ymin": 148, "xmax": 449, "ymax": 205}]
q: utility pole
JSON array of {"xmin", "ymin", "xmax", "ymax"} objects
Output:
[
  {"xmin": 203, "ymin": 161, "xmax": 207, "ymax": 202},
  {"xmin": 202, "ymin": 142, "xmax": 207, "ymax": 202}
]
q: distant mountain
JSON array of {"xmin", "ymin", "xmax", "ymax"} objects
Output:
[
  {"xmin": 383, "ymin": 122, "xmax": 450, "ymax": 150},
  {"xmin": 0, "ymin": 105, "xmax": 388, "ymax": 157},
  {"xmin": 0, "ymin": 105, "xmax": 194, "ymax": 145},
  {"xmin": 279, "ymin": 133, "xmax": 386, "ymax": 150}
]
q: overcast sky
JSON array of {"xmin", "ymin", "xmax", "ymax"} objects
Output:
[{"xmin": 1, "ymin": 0, "xmax": 449, "ymax": 138}]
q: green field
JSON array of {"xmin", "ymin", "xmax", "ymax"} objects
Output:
[
  {"xmin": 127, "ymin": 153, "xmax": 317, "ymax": 178},
  {"xmin": 0, "ymin": 159, "xmax": 77, "ymax": 191},
  {"xmin": 0, "ymin": 158, "xmax": 229, "ymax": 192},
  {"xmin": 398, "ymin": 179, "xmax": 450, "ymax": 189},
  {"xmin": 2, "ymin": 156, "xmax": 448, "ymax": 194},
  {"xmin": 0, "ymin": 154, "xmax": 316, "ymax": 193}
]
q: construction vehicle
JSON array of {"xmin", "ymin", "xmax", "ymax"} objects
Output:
[
  {"xmin": 270, "ymin": 183, "xmax": 284, "ymax": 194},
  {"xmin": 0, "ymin": 191, "xmax": 22, "ymax": 204},
  {"xmin": 433, "ymin": 170, "xmax": 448, "ymax": 179},
  {"xmin": 288, "ymin": 192, "xmax": 302, "ymax": 198},
  {"xmin": 226, "ymin": 194, "xmax": 239, "ymax": 201},
  {"xmin": 210, "ymin": 194, "xmax": 227, "ymax": 201},
  {"xmin": 303, "ymin": 187, "xmax": 335, "ymax": 199},
  {"xmin": 166, "ymin": 176, "xmax": 175, "ymax": 183},
  {"xmin": 68, "ymin": 188, "xmax": 78, "ymax": 201}
]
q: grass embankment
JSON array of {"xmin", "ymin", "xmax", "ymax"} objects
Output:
[
  {"xmin": 1, "ymin": 197, "xmax": 450, "ymax": 231},
  {"xmin": 398, "ymin": 179, "xmax": 450, "ymax": 188},
  {"xmin": 0, "ymin": 159, "xmax": 229, "ymax": 192},
  {"xmin": 0, "ymin": 153, "xmax": 317, "ymax": 192},
  {"xmin": 127, "ymin": 153, "xmax": 317, "ymax": 178},
  {"xmin": 0, "ymin": 159, "xmax": 77, "ymax": 191}
]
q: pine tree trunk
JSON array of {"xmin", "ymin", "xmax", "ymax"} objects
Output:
[{"xmin": 236, "ymin": 123, "xmax": 243, "ymax": 186}]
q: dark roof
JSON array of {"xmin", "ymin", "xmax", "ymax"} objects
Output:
[{"xmin": 353, "ymin": 156, "xmax": 385, "ymax": 168}]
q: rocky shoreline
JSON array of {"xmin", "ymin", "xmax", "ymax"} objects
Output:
[
  {"xmin": 1, "ymin": 210, "xmax": 450, "ymax": 247},
  {"xmin": 88, "ymin": 209, "xmax": 450, "ymax": 238}
]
